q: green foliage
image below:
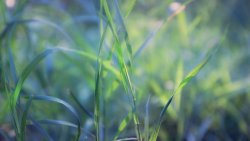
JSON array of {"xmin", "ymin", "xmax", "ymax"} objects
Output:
[{"xmin": 0, "ymin": 0, "xmax": 250, "ymax": 141}]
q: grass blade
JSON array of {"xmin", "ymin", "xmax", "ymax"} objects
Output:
[
  {"xmin": 101, "ymin": 1, "xmax": 141, "ymax": 139},
  {"xmin": 149, "ymin": 96, "xmax": 173, "ymax": 141},
  {"xmin": 12, "ymin": 49, "xmax": 53, "ymax": 107},
  {"xmin": 52, "ymin": 47, "xmax": 121, "ymax": 79},
  {"xmin": 69, "ymin": 91, "xmax": 94, "ymax": 119},
  {"xmin": 37, "ymin": 119, "xmax": 95, "ymax": 139},
  {"xmin": 29, "ymin": 118, "xmax": 54, "ymax": 141},
  {"xmin": 149, "ymin": 45, "xmax": 219, "ymax": 141},
  {"xmin": 20, "ymin": 97, "xmax": 32, "ymax": 141},
  {"xmin": 9, "ymin": 49, "xmax": 53, "ymax": 139},
  {"xmin": 23, "ymin": 95, "xmax": 81, "ymax": 141},
  {"xmin": 113, "ymin": 111, "xmax": 133, "ymax": 141}
]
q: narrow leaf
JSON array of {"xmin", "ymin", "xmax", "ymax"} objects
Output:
[
  {"xmin": 12, "ymin": 49, "xmax": 53, "ymax": 107},
  {"xmin": 23, "ymin": 95, "xmax": 81, "ymax": 141},
  {"xmin": 113, "ymin": 111, "xmax": 133, "ymax": 141}
]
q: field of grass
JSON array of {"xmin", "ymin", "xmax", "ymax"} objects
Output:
[{"xmin": 1, "ymin": 0, "xmax": 250, "ymax": 141}]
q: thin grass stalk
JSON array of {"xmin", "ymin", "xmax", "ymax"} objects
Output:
[{"xmin": 100, "ymin": 1, "xmax": 141, "ymax": 139}]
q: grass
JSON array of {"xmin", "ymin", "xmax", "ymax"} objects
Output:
[{"xmin": 1, "ymin": 0, "xmax": 250, "ymax": 141}]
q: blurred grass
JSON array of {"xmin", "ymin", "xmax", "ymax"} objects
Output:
[{"xmin": 1, "ymin": 0, "xmax": 250, "ymax": 141}]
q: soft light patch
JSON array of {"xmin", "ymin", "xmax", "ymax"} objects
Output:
[{"xmin": 5, "ymin": 0, "xmax": 16, "ymax": 8}]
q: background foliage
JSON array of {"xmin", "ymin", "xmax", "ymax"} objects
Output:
[{"xmin": 0, "ymin": 0, "xmax": 250, "ymax": 141}]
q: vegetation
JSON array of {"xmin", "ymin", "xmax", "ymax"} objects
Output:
[{"xmin": 0, "ymin": 0, "xmax": 250, "ymax": 141}]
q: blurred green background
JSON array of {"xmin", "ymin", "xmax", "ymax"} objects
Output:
[{"xmin": 0, "ymin": 0, "xmax": 250, "ymax": 141}]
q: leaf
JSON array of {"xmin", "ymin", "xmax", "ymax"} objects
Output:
[
  {"xmin": 149, "ymin": 44, "xmax": 219, "ymax": 141},
  {"xmin": 10, "ymin": 49, "xmax": 53, "ymax": 137},
  {"xmin": 101, "ymin": 1, "xmax": 140, "ymax": 140},
  {"xmin": 23, "ymin": 95, "xmax": 81, "ymax": 141},
  {"xmin": 113, "ymin": 111, "xmax": 133, "ymax": 141},
  {"xmin": 37, "ymin": 119, "xmax": 95, "ymax": 139},
  {"xmin": 29, "ymin": 118, "xmax": 54, "ymax": 141},
  {"xmin": 149, "ymin": 96, "xmax": 173, "ymax": 141},
  {"xmin": 12, "ymin": 49, "xmax": 53, "ymax": 107},
  {"xmin": 53, "ymin": 47, "xmax": 121, "ymax": 79},
  {"xmin": 70, "ymin": 91, "xmax": 94, "ymax": 119}
]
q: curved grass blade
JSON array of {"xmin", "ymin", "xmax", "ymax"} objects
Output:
[
  {"xmin": 1, "ymin": 18, "xmax": 74, "ymax": 46},
  {"xmin": 52, "ymin": 47, "xmax": 121, "ymax": 79},
  {"xmin": 23, "ymin": 95, "xmax": 81, "ymax": 141},
  {"xmin": 149, "ymin": 96, "xmax": 173, "ymax": 141},
  {"xmin": 37, "ymin": 119, "xmax": 95, "ymax": 139},
  {"xmin": 30, "ymin": 118, "xmax": 54, "ymax": 141},
  {"xmin": 113, "ymin": 111, "xmax": 133, "ymax": 141},
  {"xmin": 149, "ymin": 56, "xmax": 212, "ymax": 141},
  {"xmin": 70, "ymin": 91, "xmax": 94, "ymax": 119},
  {"xmin": 12, "ymin": 49, "xmax": 54, "ymax": 107},
  {"xmin": 149, "ymin": 49, "xmax": 218, "ymax": 141},
  {"xmin": 10, "ymin": 49, "xmax": 53, "ymax": 138}
]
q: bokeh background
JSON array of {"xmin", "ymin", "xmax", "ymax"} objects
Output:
[{"xmin": 1, "ymin": 0, "xmax": 250, "ymax": 140}]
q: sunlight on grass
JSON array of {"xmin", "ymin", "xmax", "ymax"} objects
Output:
[{"xmin": 0, "ymin": 0, "xmax": 250, "ymax": 141}]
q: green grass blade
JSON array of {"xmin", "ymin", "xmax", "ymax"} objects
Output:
[
  {"xmin": 113, "ymin": 111, "xmax": 133, "ymax": 141},
  {"xmin": 9, "ymin": 49, "xmax": 53, "ymax": 138},
  {"xmin": 149, "ymin": 56, "xmax": 211, "ymax": 141},
  {"xmin": 149, "ymin": 96, "xmax": 173, "ymax": 141},
  {"xmin": 53, "ymin": 47, "xmax": 121, "ymax": 78},
  {"xmin": 7, "ymin": 47, "xmax": 18, "ymax": 84},
  {"xmin": 12, "ymin": 49, "xmax": 53, "ymax": 107},
  {"xmin": 0, "ymin": 19, "xmax": 75, "ymax": 46},
  {"xmin": 101, "ymin": 1, "xmax": 140, "ymax": 139},
  {"xmin": 23, "ymin": 95, "xmax": 81, "ymax": 141},
  {"xmin": 20, "ymin": 98, "xmax": 32, "ymax": 141},
  {"xmin": 37, "ymin": 119, "xmax": 95, "ymax": 139},
  {"xmin": 149, "ymin": 45, "xmax": 220, "ymax": 141},
  {"xmin": 69, "ymin": 91, "xmax": 94, "ymax": 119},
  {"xmin": 29, "ymin": 119, "xmax": 54, "ymax": 141}
]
